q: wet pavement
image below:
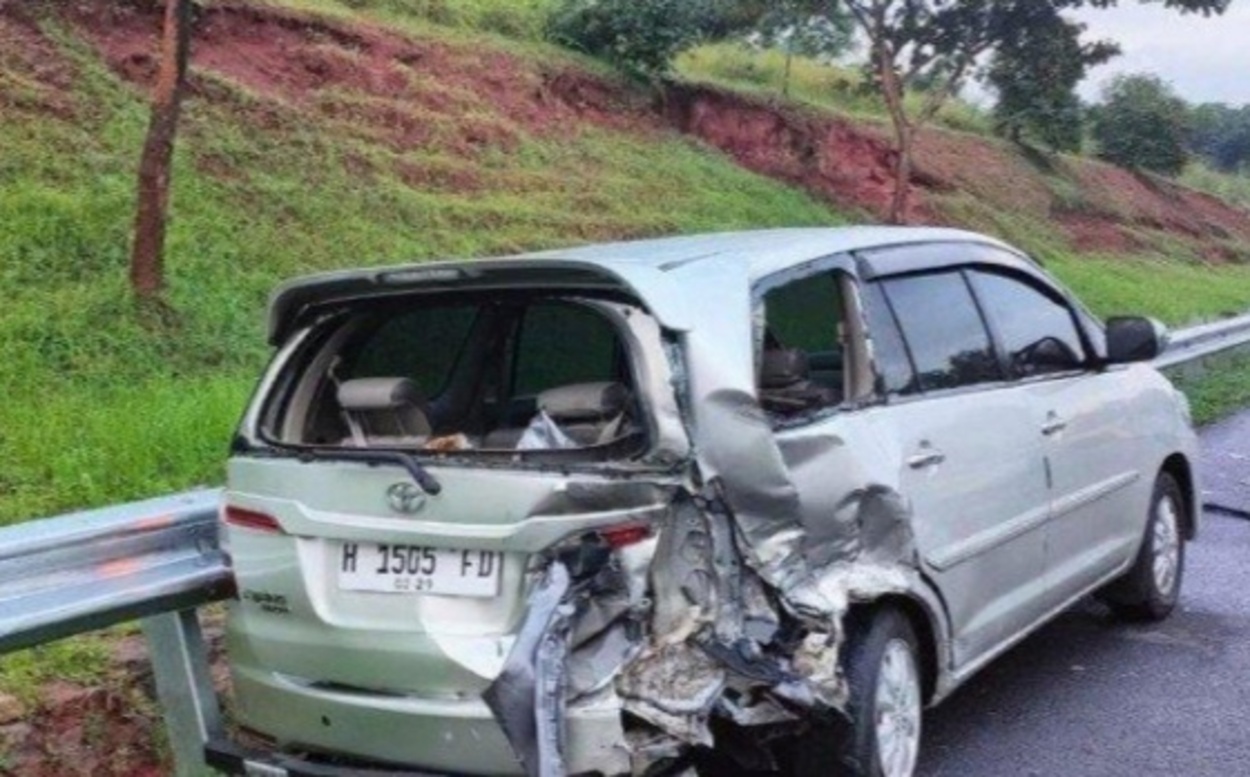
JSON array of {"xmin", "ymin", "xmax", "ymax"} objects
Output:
[
  {"xmin": 917, "ymin": 417, "xmax": 1250, "ymax": 777},
  {"xmin": 1200, "ymin": 411, "xmax": 1250, "ymax": 517}
]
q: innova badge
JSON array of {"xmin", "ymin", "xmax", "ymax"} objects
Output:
[{"xmin": 387, "ymin": 482, "xmax": 427, "ymax": 514}]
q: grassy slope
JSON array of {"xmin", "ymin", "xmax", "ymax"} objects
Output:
[
  {"xmin": 0, "ymin": 7, "xmax": 844, "ymax": 525},
  {"xmin": 3, "ymin": 0, "xmax": 1250, "ymax": 719}
]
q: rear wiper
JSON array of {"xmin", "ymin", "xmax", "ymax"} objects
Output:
[{"xmin": 293, "ymin": 447, "xmax": 443, "ymax": 495}]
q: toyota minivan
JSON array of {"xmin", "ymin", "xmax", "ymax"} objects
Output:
[{"xmin": 210, "ymin": 228, "xmax": 1198, "ymax": 777}]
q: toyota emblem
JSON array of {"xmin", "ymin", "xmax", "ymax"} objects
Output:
[{"xmin": 387, "ymin": 482, "xmax": 427, "ymax": 514}]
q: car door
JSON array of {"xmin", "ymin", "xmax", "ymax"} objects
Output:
[
  {"xmin": 862, "ymin": 269, "xmax": 1053, "ymax": 669},
  {"xmin": 968, "ymin": 267, "xmax": 1145, "ymax": 605}
]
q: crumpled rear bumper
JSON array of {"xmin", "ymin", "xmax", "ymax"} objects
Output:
[
  {"xmin": 205, "ymin": 738, "xmax": 444, "ymax": 776},
  {"xmin": 228, "ymin": 660, "xmax": 629, "ymax": 776}
]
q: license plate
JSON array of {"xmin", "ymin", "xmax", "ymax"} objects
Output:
[{"xmin": 337, "ymin": 542, "xmax": 503, "ymax": 597}]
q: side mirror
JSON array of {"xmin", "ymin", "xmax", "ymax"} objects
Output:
[{"xmin": 1105, "ymin": 316, "xmax": 1169, "ymax": 364}]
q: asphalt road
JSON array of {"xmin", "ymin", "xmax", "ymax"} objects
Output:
[{"xmin": 917, "ymin": 415, "xmax": 1250, "ymax": 777}]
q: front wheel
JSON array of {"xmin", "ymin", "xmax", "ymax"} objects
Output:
[
  {"xmin": 1100, "ymin": 472, "xmax": 1186, "ymax": 621},
  {"xmin": 790, "ymin": 608, "xmax": 923, "ymax": 777}
]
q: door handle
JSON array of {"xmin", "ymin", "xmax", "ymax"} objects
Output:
[
  {"xmin": 1042, "ymin": 414, "xmax": 1067, "ymax": 436},
  {"xmin": 907, "ymin": 447, "xmax": 946, "ymax": 469}
]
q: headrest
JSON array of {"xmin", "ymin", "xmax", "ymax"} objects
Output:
[
  {"xmin": 338, "ymin": 377, "xmax": 423, "ymax": 412},
  {"xmin": 760, "ymin": 348, "xmax": 809, "ymax": 389},
  {"xmin": 538, "ymin": 382, "xmax": 629, "ymax": 421}
]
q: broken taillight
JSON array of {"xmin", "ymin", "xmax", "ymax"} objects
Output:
[
  {"xmin": 223, "ymin": 506, "xmax": 284, "ymax": 534},
  {"xmin": 598, "ymin": 525, "xmax": 653, "ymax": 549}
]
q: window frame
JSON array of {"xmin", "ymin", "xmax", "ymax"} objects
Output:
[
  {"xmin": 751, "ymin": 252, "xmax": 868, "ymax": 427},
  {"xmin": 874, "ymin": 267, "xmax": 1010, "ymax": 398},
  {"xmin": 965, "ymin": 265, "xmax": 1096, "ymax": 384}
]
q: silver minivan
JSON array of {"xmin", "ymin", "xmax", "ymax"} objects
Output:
[{"xmin": 211, "ymin": 228, "xmax": 1198, "ymax": 777}]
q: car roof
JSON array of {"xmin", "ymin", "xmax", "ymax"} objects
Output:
[
  {"xmin": 267, "ymin": 227, "xmax": 1025, "ymax": 343},
  {"xmin": 512, "ymin": 226, "xmax": 1018, "ymax": 280}
]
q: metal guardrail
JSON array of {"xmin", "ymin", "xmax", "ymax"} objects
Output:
[
  {"xmin": 1155, "ymin": 312, "xmax": 1250, "ymax": 369},
  {"xmin": 0, "ymin": 314, "xmax": 1247, "ymax": 775},
  {"xmin": 0, "ymin": 489, "xmax": 232, "ymax": 775}
]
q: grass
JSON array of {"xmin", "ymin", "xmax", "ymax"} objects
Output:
[
  {"xmin": 1171, "ymin": 351, "xmax": 1250, "ymax": 427},
  {"xmin": 934, "ymin": 197, "xmax": 1250, "ymax": 326},
  {"xmin": 0, "ymin": 10, "xmax": 844, "ymax": 527},
  {"xmin": 1180, "ymin": 162, "xmax": 1250, "ymax": 210},
  {"xmin": 0, "ymin": 633, "xmax": 114, "ymax": 707},
  {"xmin": 674, "ymin": 42, "xmax": 993, "ymax": 137},
  {"xmin": 2, "ymin": 0, "xmax": 1250, "ymax": 737}
]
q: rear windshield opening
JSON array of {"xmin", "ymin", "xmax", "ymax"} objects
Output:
[{"xmin": 264, "ymin": 293, "xmax": 649, "ymax": 460}]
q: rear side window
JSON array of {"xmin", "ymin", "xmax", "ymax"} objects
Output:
[
  {"xmin": 970, "ymin": 270, "xmax": 1087, "ymax": 377},
  {"xmin": 757, "ymin": 271, "xmax": 845, "ymax": 415},
  {"xmin": 764, "ymin": 271, "xmax": 842, "ymax": 355},
  {"xmin": 883, "ymin": 272, "xmax": 1003, "ymax": 392},
  {"xmin": 350, "ymin": 305, "xmax": 478, "ymax": 398},
  {"xmin": 513, "ymin": 302, "xmax": 621, "ymax": 396}
]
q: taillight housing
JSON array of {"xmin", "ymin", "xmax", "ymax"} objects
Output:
[{"xmin": 222, "ymin": 505, "xmax": 284, "ymax": 534}]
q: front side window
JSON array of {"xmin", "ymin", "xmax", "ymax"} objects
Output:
[
  {"xmin": 970, "ymin": 270, "xmax": 1087, "ymax": 378},
  {"xmin": 883, "ymin": 272, "xmax": 1003, "ymax": 392},
  {"xmin": 861, "ymin": 283, "xmax": 918, "ymax": 396}
]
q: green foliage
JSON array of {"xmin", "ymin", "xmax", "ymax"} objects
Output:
[
  {"xmin": 675, "ymin": 44, "xmax": 992, "ymax": 136},
  {"xmin": 0, "ymin": 635, "xmax": 113, "ymax": 706},
  {"xmin": 545, "ymin": 0, "xmax": 719, "ymax": 79},
  {"xmin": 1090, "ymin": 74, "xmax": 1190, "ymax": 176},
  {"xmin": 0, "ymin": 10, "xmax": 847, "ymax": 525},
  {"xmin": 1180, "ymin": 162, "xmax": 1250, "ymax": 210},
  {"xmin": 285, "ymin": 0, "xmax": 558, "ymax": 40},
  {"xmin": 752, "ymin": 0, "xmax": 854, "ymax": 61},
  {"xmin": 1188, "ymin": 102, "xmax": 1250, "ymax": 173},
  {"xmin": 987, "ymin": 8, "xmax": 1117, "ymax": 152}
]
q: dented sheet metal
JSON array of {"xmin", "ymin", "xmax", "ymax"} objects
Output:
[
  {"xmin": 480, "ymin": 250, "xmax": 929, "ymax": 774},
  {"xmin": 483, "ymin": 562, "xmax": 573, "ymax": 777}
]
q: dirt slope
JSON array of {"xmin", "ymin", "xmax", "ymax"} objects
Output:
[
  {"xmin": 10, "ymin": 0, "xmax": 1250, "ymax": 262},
  {"xmin": 3, "ymin": 1, "xmax": 1250, "ymax": 773}
]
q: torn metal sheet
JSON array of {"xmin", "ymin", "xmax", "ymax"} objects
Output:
[
  {"xmin": 618, "ymin": 642, "xmax": 726, "ymax": 747},
  {"xmin": 483, "ymin": 562, "xmax": 574, "ymax": 777}
]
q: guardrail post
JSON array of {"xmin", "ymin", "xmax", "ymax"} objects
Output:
[{"xmin": 143, "ymin": 609, "xmax": 222, "ymax": 776}]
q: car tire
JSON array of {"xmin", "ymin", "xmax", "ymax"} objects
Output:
[
  {"xmin": 788, "ymin": 608, "xmax": 923, "ymax": 777},
  {"xmin": 1100, "ymin": 472, "xmax": 1186, "ymax": 622}
]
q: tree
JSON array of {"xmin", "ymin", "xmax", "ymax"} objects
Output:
[
  {"xmin": 545, "ymin": 0, "xmax": 769, "ymax": 81},
  {"xmin": 988, "ymin": 9, "xmax": 1118, "ymax": 153},
  {"xmin": 1091, "ymin": 73, "xmax": 1190, "ymax": 176},
  {"xmin": 131, "ymin": 0, "xmax": 192, "ymax": 301},
  {"xmin": 753, "ymin": 0, "xmax": 855, "ymax": 97},
  {"xmin": 837, "ymin": 0, "xmax": 1229, "ymax": 223},
  {"xmin": 1188, "ymin": 102, "xmax": 1250, "ymax": 172}
]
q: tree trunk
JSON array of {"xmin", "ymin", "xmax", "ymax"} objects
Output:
[
  {"xmin": 130, "ymin": 0, "xmax": 191, "ymax": 300},
  {"xmin": 889, "ymin": 126, "xmax": 913, "ymax": 225},
  {"xmin": 874, "ymin": 40, "xmax": 912, "ymax": 225}
]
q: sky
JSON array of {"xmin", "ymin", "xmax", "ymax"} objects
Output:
[{"xmin": 1068, "ymin": 3, "xmax": 1250, "ymax": 106}]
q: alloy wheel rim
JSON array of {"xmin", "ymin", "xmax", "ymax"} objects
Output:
[
  {"xmin": 874, "ymin": 638, "xmax": 922, "ymax": 777},
  {"xmin": 1152, "ymin": 496, "xmax": 1181, "ymax": 596}
]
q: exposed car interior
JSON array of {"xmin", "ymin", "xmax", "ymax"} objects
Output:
[
  {"xmin": 269, "ymin": 294, "xmax": 646, "ymax": 456},
  {"xmin": 757, "ymin": 268, "xmax": 872, "ymax": 415}
]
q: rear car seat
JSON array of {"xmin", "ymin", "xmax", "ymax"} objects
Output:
[
  {"xmin": 337, "ymin": 377, "xmax": 432, "ymax": 446},
  {"xmin": 482, "ymin": 381, "xmax": 631, "ymax": 449}
]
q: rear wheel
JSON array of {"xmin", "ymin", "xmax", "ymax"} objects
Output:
[
  {"xmin": 1101, "ymin": 472, "xmax": 1186, "ymax": 621},
  {"xmin": 790, "ymin": 608, "xmax": 923, "ymax": 777}
]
